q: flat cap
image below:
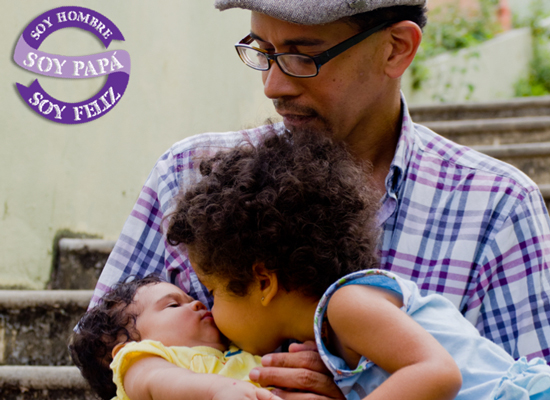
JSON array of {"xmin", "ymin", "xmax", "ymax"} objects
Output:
[{"xmin": 214, "ymin": 0, "xmax": 427, "ymax": 25}]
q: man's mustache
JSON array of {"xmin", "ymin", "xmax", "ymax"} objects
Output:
[{"xmin": 273, "ymin": 99, "xmax": 319, "ymax": 118}]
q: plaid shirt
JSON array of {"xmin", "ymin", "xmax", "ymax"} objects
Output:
[{"xmin": 92, "ymin": 98, "xmax": 550, "ymax": 363}]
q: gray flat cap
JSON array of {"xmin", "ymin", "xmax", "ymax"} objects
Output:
[{"xmin": 214, "ymin": 0, "xmax": 427, "ymax": 25}]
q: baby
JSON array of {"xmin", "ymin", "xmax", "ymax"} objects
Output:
[{"xmin": 70, "ymin": 275, "xmax": 278, "ymax": 400}]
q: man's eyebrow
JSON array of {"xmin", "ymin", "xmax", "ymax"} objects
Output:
[{"xmin": 249, "ymin": 32, "xmax": 325, "ymax": 47}]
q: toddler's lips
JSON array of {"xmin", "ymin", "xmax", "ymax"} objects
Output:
[{"xmin": 202, "ymin": 311, "xmax": 213, "ymax": 321}]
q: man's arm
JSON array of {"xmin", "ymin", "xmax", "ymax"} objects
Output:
[{"xmin": 467, "ymin": 188, "xmax": 550, "ymax": 363}]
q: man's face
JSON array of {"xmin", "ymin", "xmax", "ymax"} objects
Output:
[{"xmin": 250, "ymin": 12, "xmax": 390, "ymax": 143}]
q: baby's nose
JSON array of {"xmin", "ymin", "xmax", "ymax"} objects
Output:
[{"xmin": 191, "ymin": 300, "xmax": 206, "ymax": 311}]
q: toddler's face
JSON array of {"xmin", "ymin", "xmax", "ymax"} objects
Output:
[
  {"xmin": 131, "ymin": 282, "xmax": 226, "ymax": 351},
  {"xmin": 193, "ymin": 267, "xmax": 284, "ymax": 356}
]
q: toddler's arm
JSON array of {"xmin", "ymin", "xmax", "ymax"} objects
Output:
[
  {"xmin": 327, "ymin": 285, "xmax": 462, "ymax": 400},
  {"xmin": 123, "ymin": 355, "xmax": 281, "ymax": 400}
]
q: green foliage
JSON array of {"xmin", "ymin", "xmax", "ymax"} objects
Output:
[
  {"xmin": 514, "ymin": 1, "xmax": 550, "ymax": 97},
  {"xmin": 411, "ymin": 0, "xmax": 502, "ymax": 91}
]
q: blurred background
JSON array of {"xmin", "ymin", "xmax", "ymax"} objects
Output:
[{"xmin": 1, "ymin": 0, "xmax": 549, "ymax": 290}]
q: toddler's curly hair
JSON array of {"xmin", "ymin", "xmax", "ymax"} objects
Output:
[
  {"xmin": 69, "ymin": 275, "xmax": 162, "ymax": 400},
  {"xmin": 166, "ymin": 127, "xmax": 381, "ymax": 299}
]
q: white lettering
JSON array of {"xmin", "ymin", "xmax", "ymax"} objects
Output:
[
  {"xmin": 82, "ymin": 104, "xmax": 93, "ymax": 118},
  {"xmin": 52, "ymin": 104, "xmax": 66, "ymax": 120},
  {"xmin": 99, "ymin": 90, "xmax": 112, "ymax": 111},
  {"xmin": 38, "ymin": 99, "xmax": 54, "ymax": 115},
  {"xmin": 73, "ymin": 106, "xmax": 84, "ymax": 121},
  {"xmin": 57, "ymin": 12, "xmax": 67, "ymax": 23},
  {"xmin": 23, "ymin": 52, "xmax": 37, "ymax": 68},
  {"xmin": 96, "ymin": 22, "xmax": 105, "ymax": 34},
  {"xmin": 77, "ymin": 12, "xmax": 90, "ymax": 24},
  {"xmin": 110, "ymin": 52, "xmax": 124, "ymax": 72},
  {"xmin": 96, "ymin": 58, "xmax": 109, "ymax": 74},
  {"xmin": 29, "ymin": 92, "xmax": 43, "ymax": 106},
  {"xmin": 73, "ymin": 61, "xmax": 85, "ymax": 76},
  {"xmin": 84, "ymin": 61, "xmax": 98, "ymax": 76},
  {"xmin": 37, "ymin": 56, "xmax": 53, "ymax": 73},
  {"xmin": 35, "ymin": 24, "xmax": 46, "ymax": 37},
  {"xmin": 108, "ymin": 86, "xmax": 121, "ymax": 104},
  {"xmin": 52, "ymin": 59, "xmax": 66, "ymax": 75}
]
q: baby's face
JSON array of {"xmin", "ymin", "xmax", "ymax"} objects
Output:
[{"xmin": 131, "ymin": 282, "xmax": 226, "ymax": 351}]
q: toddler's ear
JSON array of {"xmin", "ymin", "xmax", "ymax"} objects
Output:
[
  {"xmin": 112, "ymin": 343, "xmax": 126, "ymax": 358},
  {"xmin": 253, "ymin": 263, "xmax": 279, "ymax": 306}
]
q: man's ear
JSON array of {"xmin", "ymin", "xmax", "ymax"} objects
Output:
[
  {"xmin": 384, "ymin": 21, "xmax": 422, "ymax": 79},
  {"xmin": 252, "ymin": 263, "xmax": 279, "ymax": 306}
]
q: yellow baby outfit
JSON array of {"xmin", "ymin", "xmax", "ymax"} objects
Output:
[{"xmin": 111, "ymin": 340, "xmax": 263, "ymax": 400}]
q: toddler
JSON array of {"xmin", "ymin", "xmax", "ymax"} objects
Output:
[
  {"xmin": 70, "ymin": 275, "xmax": 278, "ymax": 400},
  {"xmin": 165, "ymin": 127, "xmax": 550, "ymax": 400}
]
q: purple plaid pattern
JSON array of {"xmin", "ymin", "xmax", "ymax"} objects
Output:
[{"xmin": 91, "ymin": 98, "xmax": 550, "ymax": 363}]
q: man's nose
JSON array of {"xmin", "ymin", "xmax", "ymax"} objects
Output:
[{"xmin": 262, "ymin": 62, "xmax": 302, "ymax": 100}]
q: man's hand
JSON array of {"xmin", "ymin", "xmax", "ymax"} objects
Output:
[{"xmin": 249, "ymin": 341, "xmax": 345, "ymax": 400}]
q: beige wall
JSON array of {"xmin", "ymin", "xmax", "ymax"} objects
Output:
[{"xmin": 1, "ymin": 0, "xmax": 276, "ymax": 288}]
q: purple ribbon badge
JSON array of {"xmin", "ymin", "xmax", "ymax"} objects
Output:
[{"xmin": 14, "ymin": 7, "xmax": 131, "ymax": 124}]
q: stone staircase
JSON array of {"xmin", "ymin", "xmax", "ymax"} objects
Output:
[
  {"xmin": 3, "ymin": 96, "xmax": 550, "ymax": 399},
  {"xmin": 0, "ymin": 239, "xmax": 109, "ymax": 399},
  {"xmin": 410, "ymin": 96, "xmax": 550, "ymax": 207}
]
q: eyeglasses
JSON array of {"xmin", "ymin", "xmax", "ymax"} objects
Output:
[{"xmin": 235, "ymin": 21, "xmax": 395, "ymax": 78}]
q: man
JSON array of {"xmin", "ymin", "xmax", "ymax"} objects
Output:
[{"xmin": 91, "ymin": 0, "xmax": 550, "ymax": 398}]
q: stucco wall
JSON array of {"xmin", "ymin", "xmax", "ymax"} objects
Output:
[
  {"xmin": 1, "ymin": 1, "xmax": 276, "ymax": 288},
  {"xmin": 402, "ymin": 27, "xmax": 533, "ymax": 104}
]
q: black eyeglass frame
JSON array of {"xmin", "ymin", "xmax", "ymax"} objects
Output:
[{"xmin": 235, "ymin": 20, "xmax": 397, "ymax": 78}]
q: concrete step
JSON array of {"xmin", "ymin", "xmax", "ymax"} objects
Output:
[
  {"xmin": 0, "ymin": 290, "xmax": 91, "ymax": 366},
  {"xmin": 0, "ymin": 366, "xmax": 96, "ymax": 399},
  {"xmin": 423, "ymin": 116, "xmax": 550, "ymax": 147},
  {"xmin": 50, "ymin": 238, "xmax": 115, "ymax": 290},
  {"xmin": 410, "ymin": 96, "xmax": 550, "ymax": 122},
  {"xmin": 473, "ymin": 141, "xmax": 550, "ymax": 186}
]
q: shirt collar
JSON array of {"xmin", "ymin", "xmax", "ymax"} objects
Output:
[{"xmin": 385, "ymin": 92, "xmax": 415, "ymax": 197}]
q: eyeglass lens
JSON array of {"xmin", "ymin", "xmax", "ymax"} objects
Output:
[{"xmin": 237, "ymin": 47, "xmax": 317, "ymax": 77}]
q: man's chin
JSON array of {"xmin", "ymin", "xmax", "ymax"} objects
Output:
[{"xmin": 282, "ymin": 115, "xmax": 332, "ymax": 136}]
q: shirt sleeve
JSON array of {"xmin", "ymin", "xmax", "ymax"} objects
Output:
[
  {"xmin": 89, "ymin": 144, "xmax": 210, "ymax": 309},
  {"xmin": 466, "ymin": 188, "xmax": 550, "ymax": 363}
]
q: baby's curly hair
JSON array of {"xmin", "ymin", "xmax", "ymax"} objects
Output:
[
  {"xmin": 69, "ymin": 275, "xmax": 162, "ymax": 400},
  {"xmin": 166, "ymin": 127, "xmax": 381, "ymax": 299}
]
